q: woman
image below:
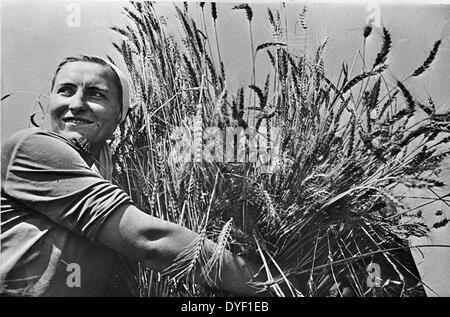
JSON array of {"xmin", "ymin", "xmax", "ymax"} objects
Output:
[{"xmin": 0, "ymin": 55, "xmax": 272, "ymax": 296}]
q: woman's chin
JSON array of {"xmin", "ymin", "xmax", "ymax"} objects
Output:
[
  {"xmin": 58, "ymin": 130, "xmax": 90, "ymax": 144},
  {"xmin": 52, "ymin": 126, "xmax": 107, "ymax": 153}
]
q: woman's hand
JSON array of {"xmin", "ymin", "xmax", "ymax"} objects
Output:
[{"xmin": 97, "ymin": 203, "xmax": 274, "ymax": 296}]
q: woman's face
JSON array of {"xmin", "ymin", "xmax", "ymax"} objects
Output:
[{"xmin": 49, "ymin": 61, "xmax": 121, "ymax": 150}]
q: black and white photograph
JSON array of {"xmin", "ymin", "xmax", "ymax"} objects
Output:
[{"xmin": 1, "ymin": 0, "xmax": 449, "ymax": 301}]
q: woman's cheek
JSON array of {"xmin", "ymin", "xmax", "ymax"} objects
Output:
[{"xmin": 49, "ymin": 97, "xmax": 68, "ymax": 118}]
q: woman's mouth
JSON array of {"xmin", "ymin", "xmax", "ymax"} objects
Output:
[{"xmin": 63, "ymin": 117, "xmax": 94, "ymax": 125}]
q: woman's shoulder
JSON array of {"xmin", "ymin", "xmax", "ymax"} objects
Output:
[
  {"xmin": 9, "ymin": 126, "xmax": 85, "ymax": 144},
  {"xmin": 4, "ymin": 128, "xmax": 64, "ymax": 149},
  {"xmin": 2, "ymin": 128, "xmax": 81, "ymax": 163},
  {"xmin": 6, "ymin": 127, "xmax": 45, "ymax": 139}
]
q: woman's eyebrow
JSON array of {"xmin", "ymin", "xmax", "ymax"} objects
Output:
[
  {"xmin": 54, "ymin": 82, "xmax": 111, "ymax": 92},
  {"xmin": 56, "ymin": 82, "xmax": 77, "ymax": 88},
  {"xmin": 85, "ymin": 84, "xmax": 109, "ymax": 91}
]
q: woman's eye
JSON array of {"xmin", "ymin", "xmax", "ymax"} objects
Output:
[
  {"xmin": 90, "ymin": 91, "xmax": 106, "ymax": 99},
  {"xmin": 57, "ymin": 87, "xmax": 75, "ymax": 96}
]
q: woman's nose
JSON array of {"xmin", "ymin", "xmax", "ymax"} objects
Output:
[{"xmin": 68, "ymin": 91, "xmax": 88, "ymax": 112}]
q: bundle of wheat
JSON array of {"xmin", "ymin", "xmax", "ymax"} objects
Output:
[{"xmin": 109, "ymin": 2, "xmax": 448, "ymax": 297}]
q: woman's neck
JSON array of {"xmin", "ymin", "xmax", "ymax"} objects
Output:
[{"xmin": 89, "ymin": 143, "xmax": 103, "ymax": 161}]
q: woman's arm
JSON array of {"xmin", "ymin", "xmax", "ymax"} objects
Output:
[
  {"xmin": 1, "ymin": 130, "xmax": 268, "ymax": 295},
  {"xmin": 97, "ymin": 203, "xmax": 267, "ymax": 296}
]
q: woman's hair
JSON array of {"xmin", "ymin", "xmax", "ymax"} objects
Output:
[{"xmin": 50, "ymin": 55, "xmax": 123, "ymax": 109}]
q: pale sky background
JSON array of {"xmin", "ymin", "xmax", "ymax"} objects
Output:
[{"xmin": 1, "ymin": 0, "xmax": 449, "ymax": 296}]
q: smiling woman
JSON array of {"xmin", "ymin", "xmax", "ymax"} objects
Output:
[
  {"xmin": 0, "ymin": 55, "xmax": 277, "ymax": 297},
  {"xmin": 49, "ymin": 57, "xmax": 123, "ymax": 158}
]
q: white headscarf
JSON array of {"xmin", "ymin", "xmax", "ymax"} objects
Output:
[
  {"xmin": 102, "ymin": 59, "xmax": 130, "ymax": 123},
  {"xmin": 91, "ymin": 57, "xmax": 130, "ymax": 180}
]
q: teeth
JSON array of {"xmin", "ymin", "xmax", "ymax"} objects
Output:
[{"xmin": 65, "ymin": 119, "xmax": 91, "ymax": 124}]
